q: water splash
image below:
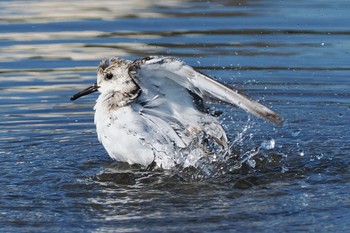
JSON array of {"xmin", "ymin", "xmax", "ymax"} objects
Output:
[
  {"xmin": 169, "ymin": 116, "xmax": 284, "ymax": 180},
  {"xmin": 261, "ymin": 138, "xmax": 276, "ymax": 150}
]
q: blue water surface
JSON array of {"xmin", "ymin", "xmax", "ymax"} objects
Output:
[{"xmin": 0, "ymin": 0, "xmax": 349, "ymax": 232}]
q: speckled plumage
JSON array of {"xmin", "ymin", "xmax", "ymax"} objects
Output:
[{"xmin": 71, "ymin": 56, "xmax": 282, "ymax": 169}]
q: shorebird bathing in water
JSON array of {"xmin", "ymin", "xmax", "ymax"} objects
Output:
[{"xmin": 71, "ymin": 56, "xmax": 282, "ymax": 169}]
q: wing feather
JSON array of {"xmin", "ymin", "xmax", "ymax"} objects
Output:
[{"xmin": 129, "ymin": 56, "xmax": 283, "ymax": 125}]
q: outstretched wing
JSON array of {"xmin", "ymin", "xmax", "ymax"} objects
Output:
[{"xmin": 129, "ymin": 56, "xmax": 283, "ymax": 125}]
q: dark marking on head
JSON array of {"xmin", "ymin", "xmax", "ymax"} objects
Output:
[{"xmin": 99, "ymin": 59, "xmax": 109, "ymax": 72}]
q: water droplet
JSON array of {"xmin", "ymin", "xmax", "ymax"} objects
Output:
[
  {"xmin": 281, "ymin": 166, "xmax": 289, "ymax": 173},
  {"xmin": 292, "ymin": 129, "xmax": 301, "ymax": 137},
  {"xmin": 298, "ymin": 149, "xmax": 305, "ymax": 157},
  {"xmin": 321, "ymin": 42, "xmax": 325, "ymax": 46},
  {"xmin": 316, "ymin": 153, "xmax": 324, "ymax": 160},
  {"xmin": 247, "ymin": 159, "xmax": 256, "ymax": 168},
  {"xmin": 231, "ymin": 163, "xmax": 242, "ymax": 171},
  {"xmin": 261, "ymin": 138, "xmax": 275, "ymax": 150},
  {"xmin": 277, "ymin": 151, "xmax": 287, "ymax": 158}
]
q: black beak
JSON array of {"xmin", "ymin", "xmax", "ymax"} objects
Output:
[{"xmin": 70, "ymin": 83, "xmax": 99, "ymax": 101}]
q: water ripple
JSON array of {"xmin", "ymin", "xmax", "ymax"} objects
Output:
[{"xmin": 1, "ymin": 0, "xmax": 350, "ymax": 232}]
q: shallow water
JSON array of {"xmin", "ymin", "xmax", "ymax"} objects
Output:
[{"xmin": 1, "ymin": 0, "xmax": 350, "ymax": 232}]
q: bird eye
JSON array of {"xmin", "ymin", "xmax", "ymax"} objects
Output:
[{"xmin": 105, "ymin": 72, "xmax": 113, "ymax": 80}]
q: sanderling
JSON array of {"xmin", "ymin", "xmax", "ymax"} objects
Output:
[{"xmin": 71, "ymin": 56, "xmax": 282, "ymax": 169}]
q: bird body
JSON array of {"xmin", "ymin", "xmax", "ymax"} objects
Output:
[{"xmin": 71, "ymin": 56, "xmax": 282, "ymax": 169}]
